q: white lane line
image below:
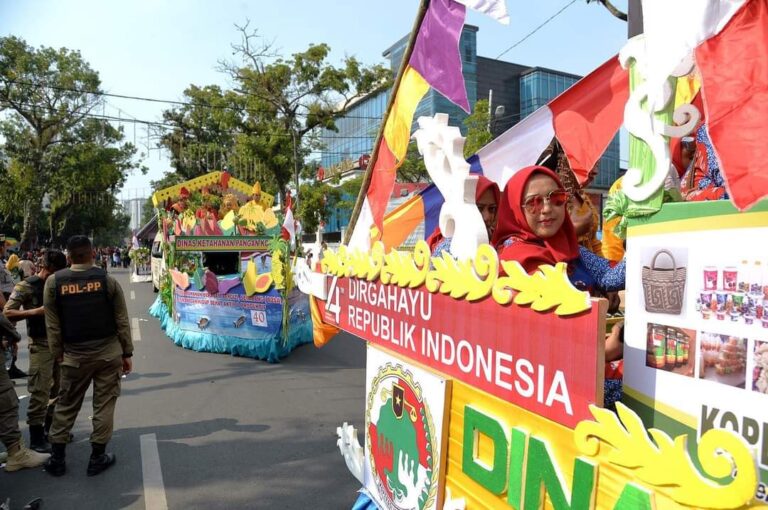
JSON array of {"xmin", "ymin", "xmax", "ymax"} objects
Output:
[
  {"xmin": 131, "ymin": 317, "xmax": 142, "ymax": 342},
  {"xmin": 130, "ymin": 290, "xmax": 136, "ymax": 300},
  {"xmin": 140, "ymin": 433, "xmax": 168, "ymax": 510}
]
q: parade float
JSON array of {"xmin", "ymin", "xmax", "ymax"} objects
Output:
[
  {"xmin": 148, "ymin": 170, "xmax": 312, "ymax": 362},
  {"xmin": 294, "ymin": 0, "xmax": 768, "ymax": 508}
]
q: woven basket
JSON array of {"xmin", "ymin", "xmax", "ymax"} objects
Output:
[{"xmin": 642, "ymin": 249, "xmax": 687, "ymax": 314}]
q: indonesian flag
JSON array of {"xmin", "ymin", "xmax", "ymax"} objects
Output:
[
  {"xmin": 694, "ymin": 0, "xmax": 768, "ymax": 209},
  {"xmin": 281, "ymin": 207, "xmax": 295, "ymax": 244},
  {"xmin": 475, "ymin": 55, "xmax": 628, "ymax": 188}
]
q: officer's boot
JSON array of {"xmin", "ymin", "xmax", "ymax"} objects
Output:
[
  {"xmin": 86, "ymin": 443, "xmax": 116, "ymax": 477},
  {"xmin": 43, "ymin": 443, "xmax": 66, "ymax": 477},
  {"xmin": 28, "ymin": 425, "xmax": 51, "ymax": 453},
  {"xmin": 5, "ymin": 439, "xmax": 50, "ymax": 472}
]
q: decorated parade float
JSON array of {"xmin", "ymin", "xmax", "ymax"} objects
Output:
[
  {"xmin": 148, "ymin": 171, "xmax": 312, "ymax": 362},
  {"xmin": 294, "ymin": 0, "xmax": 768, "ymax": 508}
]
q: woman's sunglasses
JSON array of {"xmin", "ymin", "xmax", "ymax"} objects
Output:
[{"xmin": 521, "ymin": 190, "xmax": 570, "ymax": 214}]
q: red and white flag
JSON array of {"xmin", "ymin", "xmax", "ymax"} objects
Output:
[
  {"xmin": 281, "ymin": 206, "xmax": 295, "ymax": 244},
  {"xmin": 695, "ymin": 0, "xmax": 768, "ymax": 210},
  {"xmin": 475, "ymin": 55, "xmax": 628, "ymax": 188}
]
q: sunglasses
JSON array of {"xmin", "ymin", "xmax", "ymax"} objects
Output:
[{"xmin": 521, "ymin": 190, "xmax": 570, "ymax": 214}]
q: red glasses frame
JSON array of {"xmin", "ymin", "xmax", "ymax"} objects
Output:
[{"xmin": 521, "ymin": 190, "xmax": 570, "ymax": 214}]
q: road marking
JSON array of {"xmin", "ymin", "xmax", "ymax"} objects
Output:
[
  {"xmin": 140, "ymin": 433, "xmax": 168, "ymax": 510},
  {"xmin": 130, "ymin": 290, "xmax": 136, "ymax": 300},
  {"xmin": 131, "ymin": 317, "xmax": 142, "ymax": 342}
]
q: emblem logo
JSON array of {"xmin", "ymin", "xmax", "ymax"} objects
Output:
[{"xmin": 366, "ymin": 363, "xmax": 437, "ymax": 510}]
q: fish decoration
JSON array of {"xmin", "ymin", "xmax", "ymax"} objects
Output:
[
  {"xmin": 204, "ymin": 269, "xmax": 219, "ymax": 294},
  {"xmin": 233, "ymin": 315, "xmax": 246, "ymax": 328},
  {"xmin": 197, "ymin": 317, "xmax": 210, "ymax": 330}
]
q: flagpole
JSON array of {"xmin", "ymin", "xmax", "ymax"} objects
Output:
[{"xmin": 342, "ymin": 0, "xmax": 431, "ymax": 246}]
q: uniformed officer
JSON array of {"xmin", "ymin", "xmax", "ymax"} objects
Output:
[
  {"xmin": 0, "ymin": 312, "xmax": 50, "ymax": 471},
  {"xmin": 43, "ymin": 235, "xmax": 133, "ymax": 477},
  {"xmin": 4, "ymin": 249, "xmax": 67, "ymax": 453}
]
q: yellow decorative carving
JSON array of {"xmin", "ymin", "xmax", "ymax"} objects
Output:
[
  {"xmin": 271, "ymin": 250, "xmax": 285, "ymax": 290},
  {"xmin": 261, "ymin": 208, "xmax": 278, "ymax": 229},
  {"xmin": 238, "ymin": 201, "xmax": 264, "ymax": 230},
  {"xmin": 181, "ymin": 211, "xmax": 197, "ymax": 234},
  {"xmin": 575, "ymin": 403, "xmax": 758, "ymax": 509},
  {"xmin": 495, "ymin": 261, "xmax": 591, "ymax": 315},
  {"xmin": 318, "ymin": 242, "xmax": 591, "ymax": 316},
  {"xmin": 151, "ymin": 170, "xmax": 274, "ymax": 208},
  {"xmin": 220, "ymin": 210, "xmax": 236, "ymax": 231}
]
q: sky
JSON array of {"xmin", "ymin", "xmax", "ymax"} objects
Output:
[{"xmin": 0, "ymin": 0, "xmax": 629, "ymax": 200}]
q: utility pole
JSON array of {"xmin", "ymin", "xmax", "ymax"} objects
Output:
[
  {"xmin": 291, "ymin": 130, "xmax": 300, "ymax": 209},
  {"xmin": 487, "ymin": 89, "xmax": 493, "ymax": 133}
]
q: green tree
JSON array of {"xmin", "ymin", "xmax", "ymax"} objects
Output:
[
  {"xmin": 0, "ymin": 36, "xmax": 103, "ymax": 248},
  {"xmin": 463, "ymin": 99, "xmax": 492, "ymax": 158},
  {"xmin": 44, "ymin": 119, "xmax": 140, "ymax": 245},
  {"xmin": 221, "ymin": 23, "xmax": 392, "ymax": 204},
  {"xmin": 398, "ymin": 141, "xmax": 431, "ymax": 183},
  {"xmin": 297, "ymin": 180, "xmax": 342, "ymax": 234}
]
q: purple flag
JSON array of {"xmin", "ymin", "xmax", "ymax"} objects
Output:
[{"xmin": 408, "ymin": 0, "xmax": 469, "ymax": 112}]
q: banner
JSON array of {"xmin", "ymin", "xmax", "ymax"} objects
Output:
[
  {"xmin": 173, "ymin": 286, "xmax": 287, "ymax": 340},
  {"xmin": 322, "ymin": 276, "xmax": 605, "ymax": 428},
  {"xmin": 624, "ymin": 199, "xmax": 768, "ymax": 500},
  {"xmin": 175, "ymin": 236, "xmax": 271, "ymax": 252}
]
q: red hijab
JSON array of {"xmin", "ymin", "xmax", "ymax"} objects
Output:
[
  {"xmin": 491, "ymin": 166, "xmax": 580, "ymax": 273},
  {"xmin": 426, "ymin": 175, "xmax": 501, "ymax": 251}
]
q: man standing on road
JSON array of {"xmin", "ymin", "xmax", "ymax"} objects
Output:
[
  {"xmin": 4, "ymin": 249, "xmax": 68, "ymax": 453},
  {"xmin": 42, "ymin": 235, "xmax": 133, "ymax": 477},
  {"xmin": 0, "ymin": 235, "xmax": 27, "ymax": 380},
  {"xmin": 0, "ymin": 312, "xmax": 50, "ymax": 471}
]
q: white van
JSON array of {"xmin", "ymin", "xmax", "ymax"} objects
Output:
[{"xmin": 151, "ymin": 231, "xmax": 166, "ymax": 292}]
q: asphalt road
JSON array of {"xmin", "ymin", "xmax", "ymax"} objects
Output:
[{"xmin": 1, "ymin": 268, "xmax": 367, "ymax": 509}]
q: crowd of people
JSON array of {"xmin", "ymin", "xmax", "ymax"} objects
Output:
[{"xmin": 0, "ymin": 235, "xmax": 133, "ymax": 490}]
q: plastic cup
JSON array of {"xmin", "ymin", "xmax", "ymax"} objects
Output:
[
  {"xmin": 723, "ymin": 267, "xmax": 738, "ymax": 291},
  {"xmin": 701, "ymin": 308, "xmax": 712, "ymax": 319},
  {"xmin": 716, "ymin": 291, "xmax": 728, "ymax": 312},
  {"xmin": 716, "ymin": 311, "xmax": 726, "ymax": 320},
  {"xmin": 744, "ymin": 313, "xmax": 755, "ymax": 325},
  {"xmin": 704, "ymin": 267, "xmax": 718, "ymax": 291}
]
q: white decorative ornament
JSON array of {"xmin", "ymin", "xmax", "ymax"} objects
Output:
[
  {"xmin": 619, "ymin": 36, "xmax": 699, "ymax": 202},
  {"xmin": 413, "ymin": 113, "xmax": 487, "ymax": 261},
  {"xmin": 620, "ymin": 0, "xmax": 746, "ymax": 202},
  {"xmin": 336, "ymin": 422, "xmax": 365, "ymax": 485},
  {"xmin": 292, "ymin": 258, "xmax": 327, "ymax": 299}
]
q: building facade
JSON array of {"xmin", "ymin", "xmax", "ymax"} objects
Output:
[{"xmin": 121, "ymin": 197, "xmax": 146, "ymax": 231}]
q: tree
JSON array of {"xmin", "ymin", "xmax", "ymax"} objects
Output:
[
  {"xmin": 0, "ymin": 36, "xmax": 103, "ymax": 248},
  {"xmin": 463, "ymin": 99, "xmax": 493, "ymax": 158},
  {"xmin": 221, "ymin": 22, "xmax": 392, "ymax": 204},
  {"xmin": 44, "ymin": 119, "xmax": 139, "ymax": 245},
  {"xmin": 297, "ymin": 181, "xmax": 342, "ymax": 234},
  {"xmin": 160, "ymin": 85, "xmax": 243, "ymax": 180},
  {"xmin": 398, "ymin": 142, "xmax": 431, "ymax": 183}
]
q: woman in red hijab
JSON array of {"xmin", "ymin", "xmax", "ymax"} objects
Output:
[
  {"xmin": 427, "ymin": 175, "xmax": 500, "ymax": 256},
  {"xmin": 492, "ymin": 166, "xmax": 625, "ymax": 294}
]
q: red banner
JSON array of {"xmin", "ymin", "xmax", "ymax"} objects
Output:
[{"xmin": 321, "ymin": 276, "xmax": 604, "ymax": 428}]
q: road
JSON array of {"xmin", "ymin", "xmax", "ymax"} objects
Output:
[{"xmin": 1, "ymin": 268, "xmax": 367, "ymax": 509}]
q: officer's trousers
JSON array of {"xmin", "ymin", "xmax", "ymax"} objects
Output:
[
  {"xmin": 49, "ymin": 356, "xmax": 121, "ymax": 445},
  {"xmin": 0, "ymin": 350, "xmax": 21, "ymax": 449},
  {"xmin": 26, "ymin": 344, "xmax": 59, "ymax": 426}
]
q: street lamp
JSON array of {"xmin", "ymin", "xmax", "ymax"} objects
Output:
[{"xmin": 491, "ymin": 105, "xmax": 506, "ymax": 137}]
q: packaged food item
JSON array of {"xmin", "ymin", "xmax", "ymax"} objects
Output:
[
  {"xmin": 738, "ymin": 260, "xmax": 750, "ymax": 292},
  {"xmin": 665, "ymin": 327, "xmax": 677, "ymax": 369},
  {"xmin": 723, "ymin": 267, "xmax": 738, "ymax": 291},
  {"xmin": 751, "ymin": 261, "xmax": 763, "ymax": 295},
  {"xmin": 675, "ymin": 331, "xmax": 686, "ymax": 367},
  {"xmin": 704, "ymin": 266, "xmax": 718, "ymax": 291}
]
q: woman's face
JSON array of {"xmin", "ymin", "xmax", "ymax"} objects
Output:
[
  {"xmin": 522, "ymin": 174, "xmax": 567, "ymax": 239},
  {"xmin": 476, "ymin": 188, "xmax": 498, "ymax": 239}
]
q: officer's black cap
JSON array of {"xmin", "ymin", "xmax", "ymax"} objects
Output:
[{"xmin": 67, "ymin": 235, "xmax": 92, "ymax": 252}]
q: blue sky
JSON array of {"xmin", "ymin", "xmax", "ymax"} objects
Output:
[{"xmin": 0, "ymin": 0, "xmax": 628, "ymax": 198}]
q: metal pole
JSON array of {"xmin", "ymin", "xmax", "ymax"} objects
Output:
[{"xmin": 487, "ymin": 89, "xmax": 493, "ymax": 133}]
